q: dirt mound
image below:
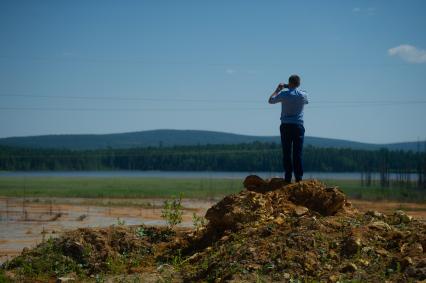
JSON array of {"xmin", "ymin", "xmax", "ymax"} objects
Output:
[
  {"xmin": 176, "ymin": 176, "xmax": 426, "ymax": 282},
  {"xmin": 2, "ymin": 176, "xmax": 426, "ymax": 282},
  {"xmin": 3, "ymin": 225, "xmax": 176, "ymax": 280},
  {"xmin": 58, "ymin": 225, "xmax": 173, "ymax": 273},
  {"xmin": 206, "ymin": 177, "xmax": 353, "ymax": 232}
]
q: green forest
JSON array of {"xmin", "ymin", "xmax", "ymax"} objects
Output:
[{"xmin": 0, "ymin": 142, "xmax": 425, "ymax": 173}]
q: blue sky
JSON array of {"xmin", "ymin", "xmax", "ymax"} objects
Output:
[{"xmin": 0, "ymin": 0, "xmax": 425, "ymax": 143}]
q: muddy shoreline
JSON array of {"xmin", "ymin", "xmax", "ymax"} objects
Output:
[{"xmin": 1, "ymin": 196, "xmax": 425, "ymax": 264}]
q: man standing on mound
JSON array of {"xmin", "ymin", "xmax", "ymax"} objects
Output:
[{"xmin": 268, "ymin": 75, "xmax": 309, "ymax": 182}]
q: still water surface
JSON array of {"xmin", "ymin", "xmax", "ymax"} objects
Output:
[{"xmin": 0, "ymin": 170, "xmax": 419, "ymax": 180}]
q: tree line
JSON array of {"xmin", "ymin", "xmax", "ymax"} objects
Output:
[{"xmin": 0, "ymin": 142, "xmax": 424, "ymax": 175}]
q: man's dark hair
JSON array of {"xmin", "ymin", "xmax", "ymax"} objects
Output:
[{"xmin": 288, "ymin": 74, "xmax": 300, "ymax": 87}]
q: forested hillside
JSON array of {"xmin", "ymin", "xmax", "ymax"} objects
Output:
[{"xmin": 0, "ymin": 129, "xmax": 423, "ymax": 151}]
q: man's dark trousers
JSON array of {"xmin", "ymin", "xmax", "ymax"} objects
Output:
[{"xmin": 279, "ymin": 123, "xmax": 305, "ymax": 182}]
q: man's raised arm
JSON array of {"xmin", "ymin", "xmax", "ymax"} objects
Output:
[
  {"xmin": 303, "ymin": 93, "xmax": 309, "ymax": 105},
  {"xmin": 268, "ymin": 83, "xmax": 287, "ymax": 104}
]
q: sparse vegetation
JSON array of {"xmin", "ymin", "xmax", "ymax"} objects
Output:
[
  {"xmin": 161, "ymin": 194, "xmax": 184, "ymax": 228},
  {"xmin": 1, "ymin": 225, "xmax": 175, "ymax": 281},
  {"xmin": 192, "ymin": 212, "xmax": 207, "ymax": 231},
  {"xmin": 1, "ymin": 178, "xmax": 426, "ymax": 282}
]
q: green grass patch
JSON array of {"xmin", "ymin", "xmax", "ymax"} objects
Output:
[
  {"xmin": 0, "ymin": 177, "xmax": 243, "ymax": 199},
  {"xmin": 0, "ymin": 177, "xmax": 425, "ymax": 202},
  {"xmin": 321, "ymin": 179, "xmax": 426, "ymax": 202}
]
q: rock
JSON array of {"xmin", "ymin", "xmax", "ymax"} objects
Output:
[
  {"xmin": 401, "ymin": 242, "xmax": 423, "ymax": 256},
  {"xmin": 205, "ymin": 190, "xmax": 272, "ymax": 230},
  {"xmin": 293, "ymin": 206, "xmax": 309, "ymax": 217},
  {"xmin": 365, "ymin": 210, "xmax": 385, "ymax": 219},
  {"xmin": 405, "ymin": 265, "xmax": 426, "ymax": 280},
  {"xmin": 368, "ymin": 221, "xmax": 392, "ymax": 232},
  {"xmin": 328, "ymin": 274, "xmax": 339, "ymax": 282},
  {"xmin": 273, "ymin": 216, "xmax": 285, "ymax": 225},
  {"xmin": 302, "ymin": 252, "xmax": 319, "ymax": 272},
  {"xmin": 247, "ymin": 263, "xmax": 262, "ymax": 270},
  {"xmin": 375, "ymin": 248, "xmax": 391, "ymax": 257},
  {"xmin": 62, "ymin": 241, "xmax": 85, "ymax": 261},
  {"xmin": 341, "ymin": 263, "xmax": 358, "ymax": 273},
  {"xmin": 358, "ymin": 258, "xmax": 370, "ymax": 267},
  {"xmin": 244, "ymin": 175, "xmax": 290, "ymax": 193},
  {"xmin": 329, "ymin": 250, "xmax": 339, "ymax": 260},
  {"xmin": 400, "ymin": 256, "xmax": 413, "ymax": 270},
  {"xmin": 56, "ymin": 277, "xmax": 75, "ymax": 282},
  {"xmin": 393, "ymin": 210, "xmax": 412, "ymax": 224},
  {"xmin": 220, "ymin": 235, "xmax": 229, "ymax": 242},
  {"xmin": 186, "ymin": 252, "xmax": 202, "ymax": 263},
  {"xmin": 343, "ymin": 236, "xmax": 362, "ymax": 256},
  {"xmin": 267, "ymin": 178, "xmax": 290, "ymax": 190},
  {"xmin": 243, "ymin": 175, "xmax": 268, "ymax": 192},
  {"xmin": 286, "ymin": 182, "xmax": 350, "ymax": 216}
]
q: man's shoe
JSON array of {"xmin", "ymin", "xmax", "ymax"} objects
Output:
[{"xmin": 284, "ymin": 174, "xmax": 292, "ymax": 183}]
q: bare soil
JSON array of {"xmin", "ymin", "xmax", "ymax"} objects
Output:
[
  {"xmin": 1, "ymin": 195, "xmax": 426, "ymax": 266},
  {"xmin": 1, "ymin": 178, "xmax": 426, "ymax": 282}
]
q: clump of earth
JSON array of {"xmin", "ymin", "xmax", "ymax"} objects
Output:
[{"xmin": 2, "ymin": 176, "xmax": 425, "ymax": 282}]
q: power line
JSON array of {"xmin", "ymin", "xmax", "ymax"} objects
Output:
[
  {"xmin": 0, "ymin": 102, "xmax": 424, "ymax": 112},
  {"xmin": 0, "ymin": 106, "xmax": 271, "ymax": 112},
  {"xmin": 0, "ymin": 55, "xmax": 413, "ymax": 68},
  {"xmin": 1, "ymin": 93, "xmax": 426, "ymax": 105},
  {"xmin": 0, "ymin": 93, "xmax": 256, "ymax": 103}
]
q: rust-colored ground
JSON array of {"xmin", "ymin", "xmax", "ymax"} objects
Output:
[
  {"xmin": 351, "ymin": 199, "xmax": 426, "ymax": 220},
  {"xmin": 1, "ymin": 196, "xmax": 425, "ymax": 265}
]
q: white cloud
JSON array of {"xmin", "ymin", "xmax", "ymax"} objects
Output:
[
  {"xmin": 352, "ymin": 7, "xmax": 375, "ymax": 16},
  {"xmin": 61, "ymin": 51, "xmax": 75, "ymax": 57},
  {"xmin": 367, "ymin": 7, "xmax": 375, "ymax": 16},
  {"xmin": 388, "ymin": 44, "xmax": 426, "ymax": 64},
  {"xmin": 244, "ymin": 69, "xmax": 259, "ymax": 75},
  {"xmin": 225, "ymin": 68, "xmax": 236, "ymax": 75}
]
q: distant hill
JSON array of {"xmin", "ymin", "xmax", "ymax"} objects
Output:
[{"xmin": 0, "ymin": 129, "xmax": 424, "ymax": 151}]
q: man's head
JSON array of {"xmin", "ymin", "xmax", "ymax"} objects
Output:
[{"xmin": 288, "ymin": 74, "xmax": 300, "ymax": 88}]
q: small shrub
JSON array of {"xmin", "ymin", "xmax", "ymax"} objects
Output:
[
  {"xmin": 161, "ymin": 194, "xmax": 183, "ymax": 228},
  {"xmin": 192, "ymin": 212, "xmax": 206, "ymax": 231},
  {"xmin": 135, "ymin": 226, "xmax": 146, "ymax": 238}
]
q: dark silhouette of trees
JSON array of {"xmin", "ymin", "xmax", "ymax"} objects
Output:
[{"xmin": 0, "ymin": 143, "xmax": 424, "ymax": 181}]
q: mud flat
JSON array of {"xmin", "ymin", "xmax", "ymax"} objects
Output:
[{"xmin": 0, "ymin": 197, "xmax": 214, "ymax": 264}]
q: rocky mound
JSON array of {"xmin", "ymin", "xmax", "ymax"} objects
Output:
[
  {"xmin": 172, "ymin": 176, "xmax": 426, "ymax": 282},
  {"xmin": 2, "ymin": 176, "xmax": 426, "ymax": 282},
  {"xmin": 206, "ymin": 176, "xmax": 353, "ymax": 232}
]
